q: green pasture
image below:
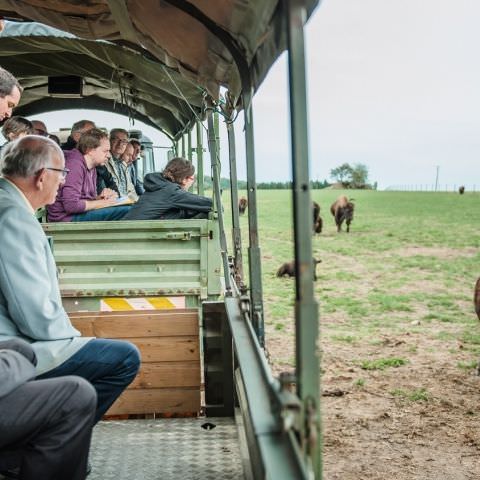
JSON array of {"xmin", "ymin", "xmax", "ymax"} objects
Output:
[{"xmin": 223, "ymin": 189, "xmax": 480, "ymax": 368}]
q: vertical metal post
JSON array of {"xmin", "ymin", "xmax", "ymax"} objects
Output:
[
  {"xmin": 243, "ymin": 92, "xmax": 264, "ymax": 346},
  {"xmin": 286, "ymin": 1, "xmax": 321, "ymax": 478},
  {"xmin": 181, "ymin": 134, "xmax": 186, "ymax": 157},
  {"xmin": 187, "ymin": 130, "xmax": 193, "ymax": 162},
  {"xmin": 227, "ymin": 120, "xmax": 244, "ymax": 284},
  {"xmin": 207, "ymin": 110, "xmax": 231, "ymax": 294},
  {"xmin": 196, "ymin": 121, "xmax": 205, "ymax": 195}
]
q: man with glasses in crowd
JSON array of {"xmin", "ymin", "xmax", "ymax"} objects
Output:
[
  {"xmin": 0, "ymin": 66, "xmax": 98, "ymax": 480},
  {"xmin": 106, "ymin": 128, "xmax": 132, "ymax": 198}
]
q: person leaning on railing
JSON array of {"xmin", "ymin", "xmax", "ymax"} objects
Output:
[{"xmin": 123, "ymin": 157, "xmax": 212, "ymax": 220}]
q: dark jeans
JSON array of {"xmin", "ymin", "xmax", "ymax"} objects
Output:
[
  {"xmin": 72, "ymin": 205, "xmax": 131, "ymax": 221},
  {"xmin": 37, "ymin": 339, "xmax": 140, "ymax": 423},
  {"xmin": 0, "ymin": 376, "xmax": 96, "ymax": 480}
]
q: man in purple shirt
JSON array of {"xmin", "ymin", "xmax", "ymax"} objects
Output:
[{"xmin": 48, "ymin": 128, "xmax": 131, "ymax": 222}]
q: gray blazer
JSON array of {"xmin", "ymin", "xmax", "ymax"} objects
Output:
[{"xmin": 0, "ymin": 178, "xmax": 92, "ymax": 375}]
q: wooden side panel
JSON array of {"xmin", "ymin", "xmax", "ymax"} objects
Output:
[
  {"xmin": 107, "ymin": 388, "xmax": 200, "ymax": 415},
  {"xmin": 70, "ymin": 309, "xmax": 201, "ymax": 415},
  {"xmin": 130, "ymin": 362, "xmax": 200, "ymax": 389}
]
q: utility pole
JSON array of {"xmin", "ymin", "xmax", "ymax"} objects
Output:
[{"xmin": 434, "ymin": 165, "xmax": 440, "ymax": 192}]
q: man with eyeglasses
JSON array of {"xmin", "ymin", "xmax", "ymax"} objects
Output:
[
  {"xmin": 0, "ymin": 134, "xmax": 140, "ymax": 479},
  {"xmin": 0, "ymin": 134, "xmax": 99, "ymax": 480},
  {"xmin": 105, "ymin": 128, "xmax": 131, "ymax": 198}
]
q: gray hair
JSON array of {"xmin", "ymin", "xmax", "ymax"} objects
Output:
[
  {"xmin": 0, "ymin": 135, "xmax": 63, "ymax": 178},
  {"xmin": 0, "ymin": 67, "xmax": 23, "ymax": 98},
  {"xmin": 71, "ymin": 119, "xmax": 95, "ymax": 134},
  {"xmin": 110, "ymin": 128, "xmax": 128, "ymax": 140}
]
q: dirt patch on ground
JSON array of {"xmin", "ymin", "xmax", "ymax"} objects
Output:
[
  {"xmin": 264, "ymin": 271, "xmax": 480, "ymax": 480},
  {"xmin": 265, "ymin": 320, "xmax": 480, "ymax": 479}
]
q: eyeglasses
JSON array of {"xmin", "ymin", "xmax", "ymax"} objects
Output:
[
  {"xmin": 35, "ymin": 129, "xmax": 48, "ymax": 137},
  {"xmin": 114, "ymin": 138, "xmax": 129, "ymax": 145},
  {"xmin": 45, "ymin": 167, "xmax": 70, "ymax": 179}
]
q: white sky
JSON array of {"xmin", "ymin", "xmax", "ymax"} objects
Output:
[{"xmin": 35, "ymin": 1, "xmax": 480, "ymax": 189}]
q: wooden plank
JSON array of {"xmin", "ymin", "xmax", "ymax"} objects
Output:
[
  {"xmin": 69, "ymin": 309, "xmax": 196, "ymax": 322},
  {"xmin": 106, "ymin": 388, "xmax": 200, "ymax": 415},
  {"xmin": 71, "ymin": 318, "xmax": 95, "ymax": 336},
  {"xmin": 93, "ymin": 316, "xmax": 198, "ymax": 338},
  {"xmin": 130, "ymin": 362, "xmax": 200, "ymax": 389},
  {"xmin": 132, "ymin": 337, "xmax": 199, "ymax": 362}
]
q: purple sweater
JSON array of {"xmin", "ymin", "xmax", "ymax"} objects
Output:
[{"xmin": 47, "ymin": 149, "xmax": 97, "ymax": 222}]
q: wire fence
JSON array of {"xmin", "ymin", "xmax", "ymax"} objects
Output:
[{"xmin": 385, "ymin": 184, "xmax": 477, "ymax": 193}]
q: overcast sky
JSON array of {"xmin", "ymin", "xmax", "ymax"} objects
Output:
[{"xmin": 38, "ymin": 0, "xmax": 480, "ymax": 190}]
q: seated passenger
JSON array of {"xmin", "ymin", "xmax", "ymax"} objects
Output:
[
  {"xmin": 118, "ymin": 142, "xmax": 139, "ymax": 201},
  {"xmin": 124, "ymin": 157, "xmax": 212, "ymax": 220},
  {"xmin": 1, "ymin": 116, "xmax": 34, "ymax": 142},
  {"xmin": 61, "ymin": 119, "xmax": 96, "ymax": 151},
  {"xmin": 129, "ymin": 139, "xmax": 145, "ymax": 195},
  {"xmin": 47, "ymin": 128, "xmax": 131, "ymax": 222},
  {"xmin": 106, "ymin": 128, "xmax": 131, "ymax": 197}
]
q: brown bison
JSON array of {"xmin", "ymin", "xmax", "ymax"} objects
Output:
[
  {"xmin": 475, "ymin": 277, "xmax": 480, "ymax": 321},
  {"xmin": 330, "ymin": 195, "xmax": 354, "ymax": 232},
  {"xmin": 238, "ymin": 196, "xmax": 248, "ymax": 215},
  {"xmin": 312, "ymin": 201, "xmax": 323, "ymax": 234},
  {"xmin": 459, "ymin": 185, "xmax": 465, "ymax": 195},
  {"xmin": 276, "ymin": 258, "xmax": 322, "ymax": 281}
]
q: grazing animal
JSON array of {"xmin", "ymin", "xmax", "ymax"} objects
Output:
[
  {"xmin": 474, "ymin": 277, "xmax": 480, "ymax": 321},
  {"xmin": 276, "ymin": 258, "xmax": 322, "ymax": 281},
  {"xmin": 330, "ymin": 195, "xmax": 355, "ymax": 233},
  {"xmin": 459, "ymin": 185, "xmax": 465, "ymax": 195},
  {"xmin": 238, "ymin": 196, "xmax": 248, "ymax": 215},
  {"xmin": 312, "ymin": 201, "xmax": 323, "ymax": 234}
]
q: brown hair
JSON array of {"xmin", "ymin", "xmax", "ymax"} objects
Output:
[
  {"xmin": 2, "ymin": 116, "xmax": 34, "ymax": 140},
  {"xmin": 77, "ymin": 128, "xmax": 108, "ymax": 154},
  {"xmin": 162, "ymin": 157, "xmax": 195, "ymax": 184}
]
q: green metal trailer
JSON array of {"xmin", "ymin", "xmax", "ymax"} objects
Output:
[{"xmin": 0, "ymin": 1, "xmax": 322, "ymax": 478}]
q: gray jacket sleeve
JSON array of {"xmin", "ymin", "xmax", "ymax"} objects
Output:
[{"xmin": 0, "ymin": 349, "xmax": 36, "ymax": 399}]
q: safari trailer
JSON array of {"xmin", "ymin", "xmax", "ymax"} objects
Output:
[{"xmin": 0, "ymin": 1, "xmax": 322, "ymax": 478}]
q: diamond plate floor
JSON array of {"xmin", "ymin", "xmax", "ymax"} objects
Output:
[{"xmin": 89, "ymin": 418, "xmax": 245, "ymax": 480}]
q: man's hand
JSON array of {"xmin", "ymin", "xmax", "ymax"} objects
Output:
[{"xmin": 98, "ymin": 188, "xmax": 118, "ymax": 200}]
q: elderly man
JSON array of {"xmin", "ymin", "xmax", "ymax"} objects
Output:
[
  {"xmin": 0, "ymin": 136, "xmax": 140, "ymax": 424},
  {"xmin": 0, "ymin": 70, "xmax": 98, "ymax": 479},
  {"xmin": 48, "ymin": 128, "xmax": 131, "ymax": 221},
  {"xmin": 106, "ymin": 128, "xmax": 131, "ymax": 197}
]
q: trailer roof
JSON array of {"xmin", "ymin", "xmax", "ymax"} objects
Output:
[{"xmin": 0, "ymin": 0, "xmax": 319, "ymax": 139}]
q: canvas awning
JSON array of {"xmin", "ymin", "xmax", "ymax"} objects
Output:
[{"xmin": 0, "ymin": 0, "xmax": 320, "ymax": 138}]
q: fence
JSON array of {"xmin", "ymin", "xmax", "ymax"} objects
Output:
[{"xmin": 385, "ymin": 184, "xmax": 477, "ymax": 192}]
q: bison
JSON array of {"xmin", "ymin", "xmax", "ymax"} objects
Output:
[
  {"xmin": 312, "ymin": 201, "xmax": 323, "ymax": 234},
  {"xmin": 238, "ymin": 196, "xmax": 248, "ymax": 215},
  {"xmin": 276, "ymin": 258, "xmax": 322, "ymax": 281},
  {"xmin": 330, "ymin": 195, "xmax": 354, "ymax": 233},
  {"xmin": 459, "ymin": 185, "xmax": 465, "ymax": 195},
  {"xmin": 475, "ymin": 277, "xmax": 480, "ymax": 321}
]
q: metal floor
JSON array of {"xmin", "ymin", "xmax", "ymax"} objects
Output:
[{"xmin": 89, "ymin": 417, "xmax": 245, "ymax": 480}]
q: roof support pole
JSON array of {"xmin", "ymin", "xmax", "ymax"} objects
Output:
[
  {"xmin": 243, "ymin": 94, "xmax": 265, "ymax": 346},
  {"xmin": 286, "ymin": 0, "xmax": 321, "ymax": 477},
  {"xmin": 227, "ymin": 120, "xmax": 244, "ymax": 285},
  {"xmin": 207, "ymin": 110, "xmax": 232, "ymax": 295},
  {"xmin": 196, "ymin": 121, "xmax": 205, "ymax": 195},
  {"xmin": 181, "ymin": 134, "xmax": 186, "ymax": 157},
  {"xmin": 187, "ymin": 130, "xmax": 193, "ymax": 162}
]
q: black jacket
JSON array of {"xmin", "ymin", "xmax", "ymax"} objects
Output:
[
  {"xmin": 124, "ymin": 173, "xmax": 212, "ymax": 220},
  {"xmin": 96, "ymin": 165, "xmax": 120, "ymax": 195}
]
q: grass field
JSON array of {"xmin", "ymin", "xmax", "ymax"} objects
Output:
[{"xmin": 225, "ymin": 189, "xmax": 480, "ymax": 479}]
